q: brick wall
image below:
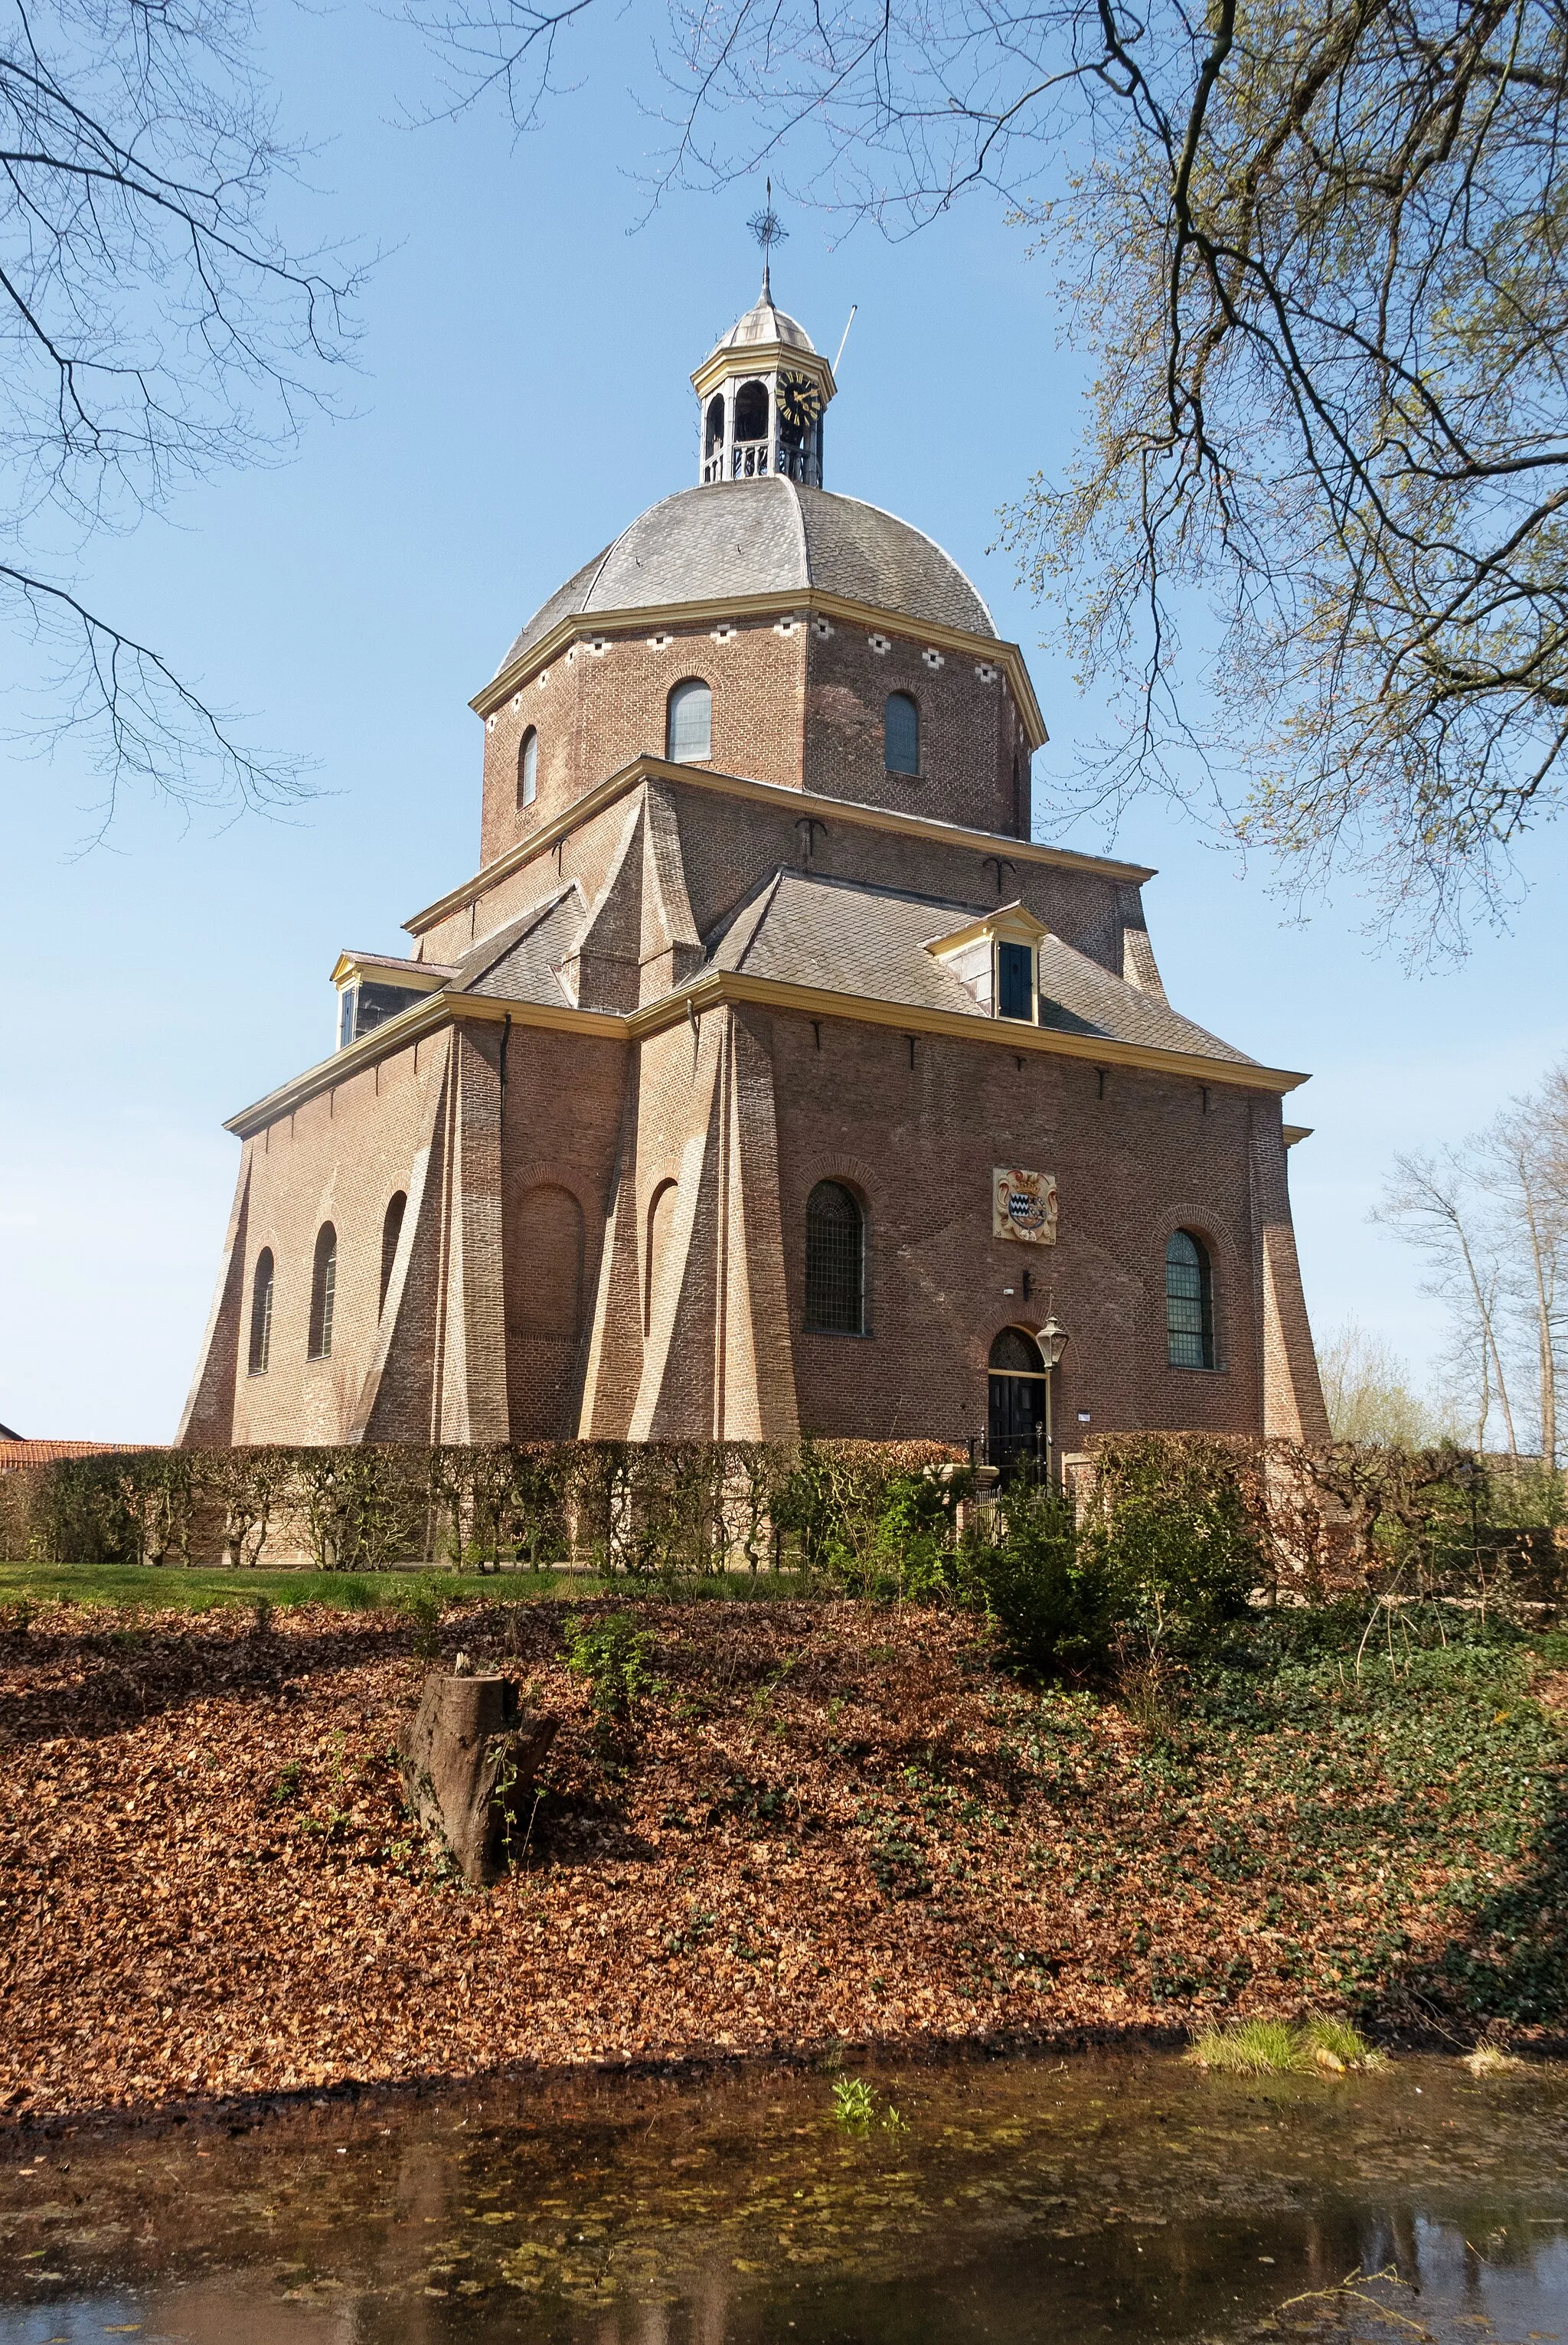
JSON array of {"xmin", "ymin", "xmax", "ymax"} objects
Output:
[
  {"xmin": 426, "ymin": 772, "xmax": 1137, "ymax": 984},
  {"xmin": 756, "ymin": 1005, "xmax": 1269, "ymax": 1444},
  {"xmin": 228, "ymin": 1037, "xmax": 446, "ymax": 1445},
  {"xmin": 803, "ymin": 622, "xmax": 1025, "ymax": 835},
  {"xmin": 476, "ymin": 609, "xmax": 1031, "ymax": 867},
  {"xmin": 479, "ymin": 618, "xmax": 808, "ymax": 866}
]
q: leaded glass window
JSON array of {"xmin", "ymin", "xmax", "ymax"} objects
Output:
[
  {"xmin": 309, "ymin": 1223, "xmax": 337, "ymax": 1361},
  {"xmin": 248, "ymin": 1249, "xmax": 273, "ymax": 1376},
  {"xmin": 1165, "ymin": 1230, "xmax": 1214, "ymax": 1369},
  {"xmin": 518, "ymin": 727, "xmax": 538, "ymax": 807},
  {"xmin": 805, "ymin": 1180, "xmax": 864, "ymax": 1334},
  {"xmin": 380, "ymin": 1193, "xmax": 407, "ymax": 1315}
]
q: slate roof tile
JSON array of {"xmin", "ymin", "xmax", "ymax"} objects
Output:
[
  {"xmin": 707, "ymin": 870, "xmax": 1256, "ymax": 1065},
  {"xmin": 496, "ymin": 480, "xmax": 995, "ymax": 674}
]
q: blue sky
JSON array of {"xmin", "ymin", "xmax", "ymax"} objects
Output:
[{"xmin": 2, "ymin": 3, "xmax": 1565, "ymax": 1440}]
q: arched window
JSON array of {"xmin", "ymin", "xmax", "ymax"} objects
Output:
[
  {"xmin": 884, "ymin": 691, "xmax": 920, "ymax": 776},
  {"xmin": 666, "ymin": 678, "xmax": 712, "ymax": 764},
  {"xmin": 308, "ymin": 1223, "xmax": 337, "ymax": 1361},
  {"xmin": 645, "ymin": 1179, "xmax": 678, "ymax": 1337},
  {"xmin": 704, "ymin": 394, "xmax": 725, "ymax": 456},
  {"xmin": 248, "ymin": 1249, "xmax": 274, "ymax": 1377},
  {"xmin": 804, "ymin": 1180, "xmax": 864, "ymax": 1334},
  {"xmin": 733, "ymin": 377, "xmax": 769, "ymax": 442},
  {"xmin": 380, "ymin": 1193, "xmax": 407, "ymax": 1315},
  {"xmin": 1166, "ymin": 1230, "xmax": 1215, "ymax": 1369},
  {"xmin": 517, "ymin": 727, "xmax": 538, "ymax": 808}
]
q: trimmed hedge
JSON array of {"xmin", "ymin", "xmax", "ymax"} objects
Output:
[
  {"xmin": 0, "ymin": 1440, "xmax": 968, "ymax": 1579},
  {"xmin": 1080, "ymin": 1432, "xmax": 1565, "ymax": 1602}
]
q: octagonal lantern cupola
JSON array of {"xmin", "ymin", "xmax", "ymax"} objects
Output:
[{"xmin": 691, "ymin": 262, "xmax": 837, "ymax": 488}]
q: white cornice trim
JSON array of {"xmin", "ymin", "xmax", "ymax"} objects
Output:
[{"xmin": 471, "ymin": 586, "xmax": 1048, "ymax": 749}]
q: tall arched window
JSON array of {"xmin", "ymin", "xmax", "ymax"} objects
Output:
[
  {"xmin": 666, "ymin": 679, "xmax": 712, "ymax": 764},
  {"xmin": 804, "ymin": 1181, "xmax": 864, "ymax": 1334},
  {"xmin": 379, "ymin": 1193, "xmax": 407, "ymax": 1315},
  {"xmin": 704, "ymin": 394, "xmax": 725, "ymax": 456},
  {"xmin": 1166, "ymin": 1230, "xmax": 1215, "ymax": 1369},
  {"xmin": 248, "ymin": 1249, "xmax": 274, "ymax": 1377},
  {"xmin": 884, "ymin": 691, "xmax": 920, "ymax": 776},
  {"xmin": 308, "ymin": 1223, "xmax": 337, "ymax": 1361},
  {"xmin": 517, "ymin": 727, "xmax": 538, "ymax": 808}
]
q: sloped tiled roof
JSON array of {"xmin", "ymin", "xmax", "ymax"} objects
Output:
[
  {"xmin": 0, "ymin": 1440, "xmax": 142, "ymax": 1471},
  {"xmin": 707, "ymin": 870, "xmax": 1257, "ymax": 1065},
  {"xmin": 495, "ymin": 479, "xmax": 996, "ymax": 674},
  {"xmin": 453, "ymin": 884, "xmax": 584, "ymax": 1006}
]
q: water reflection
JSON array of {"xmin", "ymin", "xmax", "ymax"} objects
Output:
[{"xmin": 0, "ymin": 2054, "xmax": 1565, "ymax": 2343}]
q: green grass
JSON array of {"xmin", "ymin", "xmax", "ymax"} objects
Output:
[
  {"xmin": 0, "ymin": 1560, "xmax": 813, "ymax": 1614},
  {"xmin": 1187, "ymin": 2014, "xmax": 1383, "ymax": 2074},
  {"xmin": 0, "ymin": 1563, "xmax": 591, "ymax": 1613}
]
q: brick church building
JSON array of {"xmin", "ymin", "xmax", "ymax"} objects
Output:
[{"xmin": 179, "ymin": 269, "xmax": 1329, "ymax": 1462}]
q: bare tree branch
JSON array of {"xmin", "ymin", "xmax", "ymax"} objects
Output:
[
  {"xmin": 0, "ymin": 0, "xmax": 361, "ymax": 825},
  {"xmin": 418, "ymin": 0, "xmax": 1568, "ymax": 952}
]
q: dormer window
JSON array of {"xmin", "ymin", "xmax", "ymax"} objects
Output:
[
  {"xmin": 331, "ymin": 951, "xmax": 451, "ymax": 1049},
  {"xmin": 923, "ymin": 901, "xmax": 1047, "ymax": 1024}
]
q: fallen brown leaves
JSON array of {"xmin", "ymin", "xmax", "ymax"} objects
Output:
[{"xmin": 0, "ymin": 1596, "xmax": 1540, "ymax": 2122}]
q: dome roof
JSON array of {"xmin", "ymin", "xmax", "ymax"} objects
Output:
[
  {"xmin": 714, "ymin": 293, "xmax": 814, "ymax": 353},
  {"xmin": 497, "ymin": 478, "xmax": 997, "ymax": 677}
]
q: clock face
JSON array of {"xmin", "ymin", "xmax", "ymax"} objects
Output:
[{"xmin": 776, "ymin": 371, "xmax": 822, "ymax": 440}]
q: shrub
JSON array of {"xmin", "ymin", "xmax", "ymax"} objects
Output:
[
  {"xmin": 1087, "ymin": 1436, "xmax": 1262, "ymax": 1649},
  {"xmin": 964, "ymin": 1484, "xmax": 1113, "ymax": 1678},
  {"xmin": 566, "ymin": 1612, "xmax": 656, "ymax": 1733},
  {"xmin": 394, "ymin": 1574, "xmax": 446, "ymax": 1659}
]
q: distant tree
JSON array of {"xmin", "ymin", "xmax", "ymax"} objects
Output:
[
  {"xmin": 426, "ymin": 0, "xmax": 1568, "ymax": 951},
  {"xmin": 1376, "ymin": 1063, "xmax": 1568, "ymax": 1465},
  {"xmin": 0, "ymin": 0, "xmax": 358, "ymax": 826},
  {"xmin": 1317, "ymin": 1319, "xmax": 1442, "ymax": 1448}
]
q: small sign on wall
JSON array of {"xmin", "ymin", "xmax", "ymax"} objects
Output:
[{"xmin": 993, "ymin": 1167, "xmax": 1059, "ymax": 1245}]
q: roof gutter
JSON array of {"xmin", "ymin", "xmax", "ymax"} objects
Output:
[{"xmin": 224, "ymin": 968, "xmax": 1305, "ymax": 1138}]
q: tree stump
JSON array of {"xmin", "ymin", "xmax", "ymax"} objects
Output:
[{"xmin": 397, "ymin": 1671, "xmax": 557, "ymax": 1885}]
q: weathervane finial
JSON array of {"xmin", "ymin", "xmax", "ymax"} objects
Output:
[{"xmin": 747, "ymin": 177, "xmax": 787, "ymax": 302}]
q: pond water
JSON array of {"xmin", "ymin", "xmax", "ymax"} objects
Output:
[{"xmin": 1, "ymin": 2053, "xmax": 1566, "ymax": 2344}]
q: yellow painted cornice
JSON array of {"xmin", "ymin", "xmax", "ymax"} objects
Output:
[
  {"xmin": 223, "ymin": 990, "xmax": 632, "ymax": 1139},
  {"xmin": 328, "ymin": 949, "xmax": 449, "ymax": 991},
  {"xmin": 225, "ymin": 964, "xmax": 1304, "ymax": 1138},
  {"xmin": 633, "ymin": 971, "xmax": 1308, "ymax": 1096},
  {"xmin": 925, "ymin": 900, "xmax": 1050, "ymax": 959},
  {"xmin": 690, "ymin": 344, "xmax": 837, "ymax": 402},
  {"xmin": 403, "ymin": 757, "xmax": 1154, "ymax": 940},
  {"xmin": 470, "ymin": 586, "xmax": 1047, "ymax": 750}
]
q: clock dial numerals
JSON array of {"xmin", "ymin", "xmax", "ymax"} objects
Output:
[{"xmin": 777, "ymin": 371, "xmax": 823, "ymax": 442}]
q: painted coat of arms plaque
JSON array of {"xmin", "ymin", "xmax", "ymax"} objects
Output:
[{"xmin": 993, "ymin": 1168, "xmax": 1059, "ymax": 1244}]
